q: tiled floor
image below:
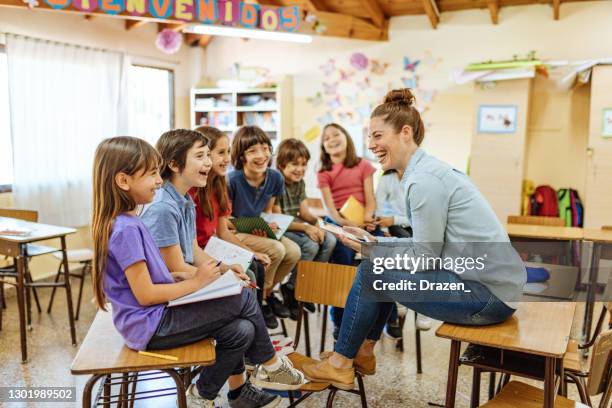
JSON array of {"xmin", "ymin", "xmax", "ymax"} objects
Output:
[{"xmin": 0, "ymin": 278, "xmax": 604, "ymax": 407}]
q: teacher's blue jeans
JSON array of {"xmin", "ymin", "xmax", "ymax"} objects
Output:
[{"xmin": 334, "ymin": 260, "xmax": 516, "ymax": 358}]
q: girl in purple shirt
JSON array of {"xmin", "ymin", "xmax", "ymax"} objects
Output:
[{"xmin": 91, "ymin": 136, "xmax": 304, "ymax": 408}]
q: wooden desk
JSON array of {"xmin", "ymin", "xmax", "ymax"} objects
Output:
[
  {"xmin": 436, "ymin": 302, "xmax": 576, "ymax": 408},
  {"xmin": 0, "ymin": 217, "xmax": 77, "ymax": 362},
  {"xmin": 505, "ymin": 224, "xmax": 584, "ymax": 241}
]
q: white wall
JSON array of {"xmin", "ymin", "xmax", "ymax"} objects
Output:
[{"xmin": 203, "ymin": 1, "xmax": 612, "ymax": 196}]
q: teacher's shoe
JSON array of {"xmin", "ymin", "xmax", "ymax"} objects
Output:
[
  {"xmin": 301, "ymin": 359, "xmax": 355, "ymax": 390},
  {"xmin": 319, "ymin": 351, "xmax": 376, "ymax": 375}
]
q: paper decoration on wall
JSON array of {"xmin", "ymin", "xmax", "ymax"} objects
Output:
[
  {"xmin": 303, "ymin": 125, "xmax": 321, "ymax": 142},
  {"xmin": 322, "ymin": 81, "xmax": 339, "ymax": 95},
  {"xmin": 422, "ymin": 50, "xmax": 442, "ymax": 68},
  {"xmin": 370, "ymin": 60, "xmax": 389, "ymax": 75},
  {"xmin": 401, "ymin": 76, "xmax": 418, "ymax": 89},
  {"xmin": 306, "ymin": 92, "xmax": 323, "ymax": 107},
  {"xmin": 327, "ymin": 95, "xmax": 341, "ymax": 110},
  {"xmin": 418, "ymin": 89, "xmax": 436, "ymax": 104},
  {"xmin": 317, "ymin": 113, "xmax": 334, "ymax": 128},
  {"xmin": 403, "ymin": 57, "xmax": 420, "ymax": 72},
  {"xmin": 350, "ymin": 53, "xmax": 369, "ymax": 71},
  {"xmin": 319, "ymin": 59, "xmax": 336, "ymax": 76},
  {"xmin": 156, "ymin": 29, "xmax": 182, "ymax": 55},
  {"xmin": 356, "ymin": 77, "xmax": 370, "ymax": 90},
  {"xmin": 477, "ymin": 105, "xmax": 517, "ymax": 133},
  {"xmin": 339, "ymin": 69, "xmax": 355, "ymax": 82},
  {"xmin": 22, "ymin": 0, "xmax": 39, "ymax": 8}
]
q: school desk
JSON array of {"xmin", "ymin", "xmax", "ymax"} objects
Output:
[
  {"xmin": 505, "ymin": 223, "xmax": 584, "ymax": 241},
  {"xmin": 581, "ymin": 228, "xmax": 612, "ymax": 343},
  {"xmin": 436, "ymin": 302, "xmax": 576, "ymax": 408},
  {"xmin": 0, "ymin": 216, "xmax": 77, "ymax": 362}
]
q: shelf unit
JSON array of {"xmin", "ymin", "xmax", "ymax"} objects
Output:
[{"xmin": 190, "ymin": 78, "xmax": 293, "ymax": 149}]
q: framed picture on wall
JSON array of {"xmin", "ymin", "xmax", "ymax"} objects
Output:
[
  {"xmin": 603, "ymin": 108, "xmax": 612, "ymax": 137},
  {"xmin": 477, "ymin": 105, "xmax": 518, "ymax": 134}
]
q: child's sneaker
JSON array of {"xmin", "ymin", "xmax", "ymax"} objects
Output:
[
  {"xmin": 250, "ymin": 355, "xmax": 306, "ymax": 391},
  {"xmin": 185, "ymin": 384, "xmax": 217, "ymax": 408},
  {"xmin": 228, "ymin": 382, "xmax": 280, "ymax": 408}
]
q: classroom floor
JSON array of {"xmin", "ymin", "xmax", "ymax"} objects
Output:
[{"xmin": 0, "ymin": 277, "xmax": 604, "ymax": 408}]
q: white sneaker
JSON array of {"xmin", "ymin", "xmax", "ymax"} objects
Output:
[
  {"xmin": 250, "ymin": 355, "xmax": 306, "ymax": 391},
  {"xmin": 416, "ymin": 314, "xmax": 433, "ymax": 331},
  {"xmin": 185, "ymin": 384, "xmax": 217, "ymax": 408}
]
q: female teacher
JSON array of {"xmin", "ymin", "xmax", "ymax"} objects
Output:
[{"xmin": 302, "ymin": 88, "xmax": 526, "ymax": 389}]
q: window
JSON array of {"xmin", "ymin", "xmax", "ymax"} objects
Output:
[
  {"xmin": 0, "ymin": 47, "xmax": 13, "ymax": 192},
  {"xmin": 127, "ymin": 65, "xmax": 175, "ymax": 144}
]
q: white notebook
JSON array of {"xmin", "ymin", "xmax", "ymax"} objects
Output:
[
  {"xmin": 204, "ymin": 236, "xmax": 254, "ymax": 272},
  {"xmin": 168, "ymin": 271, "xmax": 243, "ymax": 307},
  {"xmin": 260, "ymin": 212, "xmax": 294, "ymax": 239}
]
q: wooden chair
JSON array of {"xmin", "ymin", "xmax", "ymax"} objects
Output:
[
  {"xmin": 290, "ymin": 261, "xmax": 368, "ymax": 407},
  {"xmin": 71, "ymin": 308, "xmax": 215, "ymax": 408},
  {"xmin": 0, "ymin": 208, "xmax": 60, "ymax": 326},
  {"xmin": 47, "ymin": 248, "xmax": 93, "ymax": 321},
  {"xmin": 480, "ymin": 328, "xmax": 612, "ymax": 408},
  {"xmin": 507, "ymin": 215, "xmax": 566, "ymax": 227}
]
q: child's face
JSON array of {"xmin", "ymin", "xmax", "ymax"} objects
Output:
[
  {"xmin": 322, "ymin": 126, "xmax": 348, "ymax": 157},
  {"xmin": 242, "ymin": 143, "xmax": 271, "ymax": 175},
  {"xmin": 211, "ymin": 136, "xmax": 231, "ymax": 176},
  {"xmin": 180, "ymin": 141, "xmax": 212, "ymax": 188},
  {"xmin": 121, "ymin": 167, "xmax": 162, "ymax": 205},
  {"xmin": 281, "ymin": 157, "xmax": 308, "ymax": 184}
]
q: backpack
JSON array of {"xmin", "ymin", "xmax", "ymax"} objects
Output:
[
  {"xmin": 530, "ymin": 185, "xmax": 559, "ymax": 217},
  {"xmin": 557, "ymin": 188, "xmax": 584, "ymax": 227}
]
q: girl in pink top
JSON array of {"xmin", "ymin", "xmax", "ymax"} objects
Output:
[{"xmin": 316, "ymin": 123, "xmax": 376, "ymax": 228}]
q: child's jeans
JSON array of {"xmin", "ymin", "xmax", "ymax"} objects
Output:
[
  {"xmin": 284, "ymin": 230, "xmax": 337, "ymax": 290},
  {"xmin": 147, "ymin": 290, "xmax": 275, "ymax": 400}
]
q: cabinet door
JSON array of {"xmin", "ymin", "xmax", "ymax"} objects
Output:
[
  {"xmin": 585, "ymin": 66, "xmax": 612, "ymax": 228},
  {"xmin": 469, "ymin": 79, "xmax": 532, "ymax": 222}
]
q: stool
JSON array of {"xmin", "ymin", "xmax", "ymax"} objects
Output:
[{"xmin": 47, "ymin": 249, "xmax": 93, "ymax": 321}]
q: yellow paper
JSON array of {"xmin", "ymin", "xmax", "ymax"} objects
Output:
[
  {"xmin": 339, "ymin": 196, "xmax": 365, "ymax": 225},
  {"xmin": 303, "ymin": 125, "xmax": 321, "ymax": 143}
]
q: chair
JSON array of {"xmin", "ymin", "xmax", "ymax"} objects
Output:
[
  {"xmin": 480, "ymin": 328, "xmax": 612, "ymax": 408},
  {"xmin": 507, "ymin": 215, "xmax": 566, "ymax": 227},
  {"xmin": 0, "ymin": 208, "xmax": 60, "ymax": 327},
  {"xmin": 71, "ymin": 308, "xmax": 216, "ymax": 408},
  {"xmin": 291, "ymin": 261, "xmax": 368, "ymax": 407},
  {"xmin": 47, "ymin": 248, "xmax": 93, "ymax": 320}
]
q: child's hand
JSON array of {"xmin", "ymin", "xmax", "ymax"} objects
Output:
[
  {"xmin": 254, "ymin": 252, "xmax": 271, "ymax": 269},
  {"xmin": 343, "ymin": 226, "xmax": 375, "ymax": 242},
  {"xmin": 232, "ymin": 270, "xmax": 251, "ymax": 282},
  {"xmin": 195, "ymin": 259, "xmax": 222, "ymax": 287},
  {"xmin": 252, "ymin": 229, "xmax": 267, "ymax": 237},
  {"xmin": 229, "ymin": 263, "xmax": 244, "ymax": 275},
  {"xmin": 268, "ymin": 222, "xmax": 280, "ymax": 232},
  {"xmin": 304, "ymin": 224, "xmax": 324, "ymax": 244},
  {"xmin": 338, "ymin": 235, "xmax": 362, "ymax": 252},
  {"xmin": 375, "ymin": 216, "xmax": 394, "ymax": 228},
  {"xmin": 171, "ymin": 271, "xmax": 193, "ymax": 282}
]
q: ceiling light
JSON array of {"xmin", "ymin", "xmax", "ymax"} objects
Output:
[{"xmin": 184, "ymin": 24, "xmax": 313, "ymax": 44}]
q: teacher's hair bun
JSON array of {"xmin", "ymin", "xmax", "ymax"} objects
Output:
[{"xmin": 383, "ymin": 88, "xmax": 415, "ymax": 107}]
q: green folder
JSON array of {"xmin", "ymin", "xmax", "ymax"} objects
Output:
[{"xmin": 231, "ymin": 217, "xmax": 278, "ymax": 240}]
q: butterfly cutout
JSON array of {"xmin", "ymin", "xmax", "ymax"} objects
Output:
[
  {"xmin": 319, "ymin": 59, "xmax": 336, "ymax": 76},
  {"xmin": 401, "ymin": 76, "xmax": 418, "ymax": 89},
  {"xmin": 403, "ymin": 57, "xmax": 421, "ymax": 72},
  {"xmin": 422, "ymin": 50, "xmax": 442, "ymax": 68},
  {"xmin": 370, "ymin": 59, "xmax": 389, "ymax": 75},
  {"xmin": 327, "ymin": 96, "xmax": 341, "ymax": 111},
  {"xmin": 356, "ymin": 77, "xmax": 370, "ymax": 90},
  {"xmin": 418, "ymin": 89, "xmax": 436, "ymax": 104},
  {"xmin": 339, "ymin": 69, "xmax": 355, "ymax": 82},
  {"xmin": 306, "ymin": 92, "xmax": 323, "ymax": 107},
  {"xmin": 317, "ymin": 113, "xmax": 334, "ymax": 128},
  {"xmin": 322, "ymin": 81, "xmax": 339, "ymax": 95}
]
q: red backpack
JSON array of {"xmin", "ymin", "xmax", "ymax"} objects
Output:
[{"xmin": 530, "ymin": 185, "xmax": 559, "ymax": 217}]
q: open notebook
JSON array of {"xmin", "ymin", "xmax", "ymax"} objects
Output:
[
  {"xmin": 204, "ymin": 236, "xmax": 254, "ymax": 272},
  {"xmin": 168, "ymin": 271, "xmax": 243, "ymax": 307}
]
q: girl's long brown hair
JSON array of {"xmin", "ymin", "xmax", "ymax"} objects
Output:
[
  {"xmin": 91, "ymin": 136, "xmax": 160, "ymax": 310},
  {"xmin": 319, "ymin": 123, "xmax": 360, "ymax": 172},
  {"xmin": 194, "ymin": 126, "xmax": 230, "ymax": 219}
]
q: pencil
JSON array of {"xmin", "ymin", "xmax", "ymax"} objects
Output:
[{"xmin": 138, "ymin": 350, "xmax": 178, "ymax": 361}]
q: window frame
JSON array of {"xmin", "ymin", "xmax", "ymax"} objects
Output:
[
  {"xmin": 130, "ymin": 63, "xmax": 176, "ymax": 130},
  {"xmin": 0, "ymin": 44, "xmax": 12, "ymax": 193}
]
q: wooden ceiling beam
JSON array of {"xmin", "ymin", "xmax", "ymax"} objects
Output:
[
  {"xmin": 309, "ymin": 10, "xmax": 387, "ymax": 41},
  {"xmin": 184, "ymin": 33, "xmax": 213, "ymax": 48},
  {"xmin": 125, "ymin": 19, "xmax": 148, "ymax": 31},
  {"xmin": 487, "ymin": 0, "xmax": 499, "ymax": 24},
  {"xmin": 360, "ymin": 0, "xmax": 386, "ymax": 28},
  {"xmin": 552, "ymin": 0, "xmax": 561, "ymax": 20},
  {"xmin": 421, "ymin": 0, "xmax": 440, "ymax": 29}
]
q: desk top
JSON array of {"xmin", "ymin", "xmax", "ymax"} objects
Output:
[
  {"xmin": 583, "ymin": 228, "xmax": 612, "ymax": 243},
  {"xmin": 0, "ymin": 217, "xmax": 76, "ymax": 243},
  {"xmin": 435, "ymin": 302, "xmax": 576, "ymax": 358},
  {"xmin": 505, "ymin": 224, "xmax": 584, "ymax": 241}
]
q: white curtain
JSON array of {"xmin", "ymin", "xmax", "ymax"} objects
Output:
[{"xmin": 5, "ymin": 34, "xmax": 128, "ymax": 226}]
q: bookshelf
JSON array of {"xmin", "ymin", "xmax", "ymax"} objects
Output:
[{"xmin": 190, "ymin": 78, "xmax": 293, "ymax": 149}]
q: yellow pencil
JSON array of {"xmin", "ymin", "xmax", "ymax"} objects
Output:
[{"xmin": 138, "ymin": 350, "xmax": 178, "ymax": 361}]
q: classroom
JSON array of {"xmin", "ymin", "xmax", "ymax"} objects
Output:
[{"xmin": 0, "ymin": 0, "xmax": 611, "ymax": 407}]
